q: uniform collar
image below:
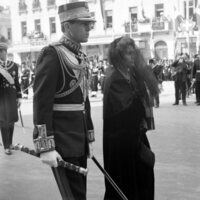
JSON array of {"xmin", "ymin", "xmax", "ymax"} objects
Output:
[
  {"xmin": 0, "ymin": 60, "xmax": 7, "ymax": 67},
  {"xmin": 59, "ymin": 35, "xmax": 81, "ymax": 54}
]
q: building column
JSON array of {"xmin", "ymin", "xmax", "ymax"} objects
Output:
[
  {"xmin": 99, "ymin": 45, "xmax": 104, "ymax": 60},
  {"xmin": 12, "ymin": 53, "xmax": 21, "ymax": 64}
]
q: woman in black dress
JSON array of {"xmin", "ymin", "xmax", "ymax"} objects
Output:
[{"xmin": 103, "ymin": 36, "xmax": 159, "ymax": 200}]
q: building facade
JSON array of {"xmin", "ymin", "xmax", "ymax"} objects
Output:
[
  {"xmin": 7, "ymin": 0, "xmax": 200, "ymax": 64},
  {"xmin": 0, "ymin": 6, "xmax": 11, "ymax": 46}
]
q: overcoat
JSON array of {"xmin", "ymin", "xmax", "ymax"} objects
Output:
[
  {"xmin": 103, "ymin": 67, "xmax": 155, "ymax": 200},
  {"xmin": 0, "ymin": 61, "xmax": 21, "ymax": 126}
]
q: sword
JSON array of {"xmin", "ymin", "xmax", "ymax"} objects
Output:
[
  {"xmin": 18, "ymin": 108, "xmax": 24, "ymax": 127},
  {"xmin": 13, "ymin": 143, "xmax": 88, "ymax": 176},
  {"xmin": 91, "ymin": 156, "xmax": 128, "ymax": 200}
]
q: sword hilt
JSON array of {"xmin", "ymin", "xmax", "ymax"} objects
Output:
[{"xmin": 13, "ymin": 143, "xmax": 88, "ymax": 176}]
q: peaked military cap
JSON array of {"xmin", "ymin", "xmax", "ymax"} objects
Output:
[{"xmin": 58, "ymin": 1, "xmax": 96, "ymax": 23}]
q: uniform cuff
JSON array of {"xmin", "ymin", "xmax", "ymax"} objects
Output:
[{"xmin": 33, "ymin": 124, "xmax": 55, "ymax": 153}]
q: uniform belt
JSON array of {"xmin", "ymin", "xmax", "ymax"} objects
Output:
[
  {"xmin": 196, "ymin": 70, "xmax": 200, "ymax": 73},
  {"xmin": 53, "ymin": 104, "xmax": 84, "ymax": 111}
]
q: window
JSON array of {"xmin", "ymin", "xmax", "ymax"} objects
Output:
[
  {"xmin": 32, "ymin": 0, "xmax": 40, "ymax": 9},
  {"xmin": 105, "ymin": 10, "xmax": 112, "ymax": 28},
  {"xmin": 34, "ymin": 19, "xmax": 41, "ymax": 32},
  {"xmin": 90, "ymin": 12, "xmax": 95, "ymax": 29},
  {"xmin": 49, "ymin": 17, "xmax": 56, "ymax": 34},
  {"xmin": 8, "ymin": 28, "xmax": 11, "ymax": 40},
  {"xmin": 47, "ymin": 0, "xmax": 55, "ymax": 6},
  {"xmin": 184, "ymin": 0, "xmax": 194, "ymax": 19},
  {"xmin": 21, "ymin": 21, "xmax": 27, "ymax": 37},
  {"xmin": 155, "ymin": 4, "xmax": 164, "ymax": 18},
  {"xmin": 129, "ymin": 7, "xmax": 138, "ymax": 23},
  {"xmin": 19, "ymin": 0, "xmax": 27, "ymax": 11}
]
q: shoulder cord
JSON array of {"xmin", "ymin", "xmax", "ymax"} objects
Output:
[{"xmin": 52, "ymin": 45, "xmax": 86, "ymax": 98}]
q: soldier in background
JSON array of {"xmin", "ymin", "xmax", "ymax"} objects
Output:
[
  {"xmin": 149, "ymin": 59, "xmax": 163, "ymax": 108},
  {"xmin": 30, "ymin": 61, "xmax": 36, "ymax": 85},
  {"xmin": 171, "ymin": 55, "xmax": 188, "ymax": 106},
  {"xmin": 21, "ymin": 62, "xmax": 30, "ymax": 99},
  {"xmin": 0, "ymin": 43, "xmax": 22, "ymax": 155},
  {"xmin": 192, "ymin": 54, "xmax": 200, "ymax": 105}
]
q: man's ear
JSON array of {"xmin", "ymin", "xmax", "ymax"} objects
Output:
[{"xmin": 63, "ymin": 22, "xmax": 70, "ymax": 32}]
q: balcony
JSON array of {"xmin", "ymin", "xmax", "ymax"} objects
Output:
[
  {"xmin": 19, "ymin": 9, "xmax": 28, "ymax": 15},
  {"xmin": 32, "ymin": 0, "xmax": 41, "ymax": 13},
  {"xmin": 152, "ymin": 17, "xmax": 170, "ymax": 31},
  {"xmin": 32, "ymin": 7, "xmax": 42, "ymax": 13},
  {"xmin": 137, "ymin": 21, "xmax": 151, "ymax": 33},
  {"xmin": 47, "ymin": 4, "xmax": 57, "ymax": 10},
  {"xmin": 124, "ymin": 22, "xmax": 138, "ymax": 33}
]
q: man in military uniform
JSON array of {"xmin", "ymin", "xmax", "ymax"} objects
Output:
[
  {"xmin": 192, "ymin": 54, "xmax": 200, "ymax": 105},
  {"xmin": 21, "ymin": 62, "xmax": 30, "ymax": 99},
  {"xmin": 33, "ymin": 2, "xmax": 95, "ymax": 199},
  {"xmin": 172, "ymin": 55, "xmax": 188, "ymax": 106},
  {"xmin": 0, "ymin": 43, "xmax": 22, "ymax": 155}
]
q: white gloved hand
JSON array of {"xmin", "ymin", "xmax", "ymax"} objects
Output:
[
  {"xmin": 40, "ymin": 150, "xmax": 62, "ymax": 167},
  {"xmin": 88, "ymin": 142, "xmax": 94, "ymax": 159},
  {"xmin": 17, "ymin": 98, "xmax": 22, "ymax": 108}
]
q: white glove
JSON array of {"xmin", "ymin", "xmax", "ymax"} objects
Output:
[
  {"xmin": 17, "ymin": 98, "xmax": 22, "ymax": 108},
  {"xmin": 88, "ymin": 142, "xmax": 94, "ymax": 159},
  {"xmin": 40, "ymin": 150, "xmax": 62, "ymax": 168}
]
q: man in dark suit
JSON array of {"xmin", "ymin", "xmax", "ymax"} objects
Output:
[
  {"xmin": 33, "ymin": 2, "xmax": 96, "ymax": 199},
  {"xmin": 0, "ymin": 43, "xmax": 22, "ymax": 155},
  {"xmin": 172, "ymin": 55, "xmax": 188, "ymax": 105},
  {"xmin": 21, "ymin": 62, "xmax": 30, "ymax": 99},
  {"xmin": 192, "ymin": 54, "xmax": 200, "ymax": 105}
]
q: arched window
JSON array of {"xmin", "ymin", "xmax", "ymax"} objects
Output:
[{"xmin": 154, "ymin": 41, "xmax": 168, "ymax": 59}]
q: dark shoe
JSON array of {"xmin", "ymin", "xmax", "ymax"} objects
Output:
[
  {"xmin": 197, "ymin": 102, "xmax": 200, "ymax": 106},
  {"xmin": 4, "ymin": 149, "xmax": 12, "ymax": 155},
  {"xmin": 183, "ymin": 102, "xmax": 187, "ymax": 106},
  {"xmin": 154, "ymin": 105, "xmax": 159, "ymax": 108},
  {"xmin": 173, "ymin": 102, "xmax": 179, "ymax": 105}
]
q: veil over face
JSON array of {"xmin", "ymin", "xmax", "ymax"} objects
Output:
[{"xmin": 108, "ymin": 36, "xmax": 159, "ymax": 98}]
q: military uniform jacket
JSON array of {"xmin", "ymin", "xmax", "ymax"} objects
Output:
[
  {"xmin": 33, "ymin": 37, "xmax": 94, "ymax": 158},
  {"xmin": 0, "ymin": 61, "xmax": 22, "ymax": 125},
  {"xmin": 172, "ymin": 60, "xmax": 188, "ymax": 82},
  {"xmin": 192, "ymin": 59, "xmax": 200, "ymax": 81}
]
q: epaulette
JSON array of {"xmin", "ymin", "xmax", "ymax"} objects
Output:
[
  {"xmin": 36, "ymin": 42, "xmax": 63, "ymax": 65},
  {"xmin": 36, "ymin": 45, "xmax": 58, "ymax": 65}
]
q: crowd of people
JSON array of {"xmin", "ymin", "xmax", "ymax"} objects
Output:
[
  {"xmin": 148, "ymin": 53, "xmax": 199, "ymax": 107},
  {"xmin": 0, "ymin": 1, "xmax": 200, "ymax": 200}
]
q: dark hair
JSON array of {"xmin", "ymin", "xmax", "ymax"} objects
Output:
[
  {"xmin": 149, "ymin": 59, "xmax": 155, "ymax": 64},
  {"xmin": 108, "ymin": 36, "xmax": 159, "ymax": 97}
]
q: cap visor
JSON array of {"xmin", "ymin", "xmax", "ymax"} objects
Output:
[{"xmin": 72, "ymin": 17, "xmax": 96, "ymax": 22}]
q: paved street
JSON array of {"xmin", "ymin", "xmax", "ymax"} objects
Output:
[{"xmin": 0, "ymin": 81, "xmax": 200, "ymax": 200}]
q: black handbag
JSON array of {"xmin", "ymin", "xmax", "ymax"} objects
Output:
[{"xmin": 139, "ymin": 142, "xmax": 155, "ymax": 168}]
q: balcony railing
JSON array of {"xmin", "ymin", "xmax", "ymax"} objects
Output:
[
  {"xmin": 19, "ymin": 9, "xmax": 28, "ymax": 15},
  {"xmin": 124, "ymin": 22, "xmax": 138, "ymax": 33},
  {"xmin": 19, "ymin": 3, "xmax": 27, "ymax": 15},
  {"xmin": 152, "ymin": 17, "xmax": 169, "ymax": 31}
]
